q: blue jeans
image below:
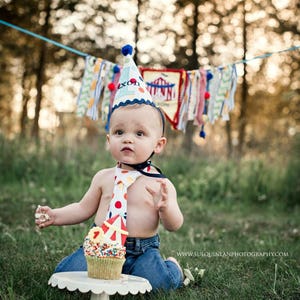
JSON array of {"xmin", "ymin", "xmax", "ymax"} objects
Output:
[{"xmin": 54, "ymin": 234, "xmax": 183, "ymax": 291}]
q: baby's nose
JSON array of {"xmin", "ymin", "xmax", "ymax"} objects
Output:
[{"xmin": 123, "ymin": 134, "xmax": 133, "ymax": 143}]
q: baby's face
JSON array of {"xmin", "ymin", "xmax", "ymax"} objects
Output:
[{"xmin": 107, "ymin": 105, "xmax": 166, "ymax": 165}]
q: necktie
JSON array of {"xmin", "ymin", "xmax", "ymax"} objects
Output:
[{"xmin": 106, "ymin": 167, "xmax": 141, "ymax": 225}]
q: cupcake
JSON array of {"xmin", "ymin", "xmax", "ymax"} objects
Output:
[{"xmin": 83, "ymin": 215, "xmax": 128, "ymax": 280}]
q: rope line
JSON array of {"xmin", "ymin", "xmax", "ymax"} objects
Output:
[
  {"xmin": 231, "ymin": 45, "xmax": 300, "ymax": 66},
  {"xmin": 0, "ymin": 19, "xmax": 88, "ymax": 57},
  {"xmin": 1, "ymin": 19, "xmax": 299, "ymax": 66}
]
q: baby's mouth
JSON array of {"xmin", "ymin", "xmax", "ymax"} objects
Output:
[{"xmin": 121, "ymin": 147, "xmax": 133, "ymax": 152}]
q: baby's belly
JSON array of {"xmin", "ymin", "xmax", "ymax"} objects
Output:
[
  {"xmin": 126, "ymin": 196, "xmax": 159, "ymax": 237},
  {"xmin": 126, "ymin": 213, "xmax": 159, "ymax": 238}
]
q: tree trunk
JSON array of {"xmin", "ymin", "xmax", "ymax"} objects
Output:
[
  {"xmin": 182, "ymin": 1, "xmax": 200, "ymax": 154},
  {"xmin": 237, "ymin": 0, "xmax": 249, "ymax": 157},
  {"xmin": 20, "ymin": 55, "xmax": 32, "ymax": 138},
  {"xmin": 225, "ymin": 120, "xmax": 233, "ymax": 158},
  {"xmin": 134, "ymin": 0, "xmax": 142, "ymax": 64},
  {"xmin": 20, "ymin": 64, "xmax": 31, "ymax": 138},
  {"xmin": 190, "ymin": 0, "xmax": 199, "ymax": 70},
  {"xmin": 31, "ymin": 0, "xmax": 51, "ymax": 139}
]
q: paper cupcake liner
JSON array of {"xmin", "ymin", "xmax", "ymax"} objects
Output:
[{"xmin": 86, "ymin": 256, "xmax": 125, "ymax": 280}]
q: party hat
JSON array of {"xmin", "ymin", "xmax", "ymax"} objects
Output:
[{"xmin": 111, "ymin": 44, "xmax": 156, "ymax": 113}]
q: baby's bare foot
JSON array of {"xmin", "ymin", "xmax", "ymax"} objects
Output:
[{"xmin": 167, "ymin": 257, "xmax": 184, "ymax": 280}]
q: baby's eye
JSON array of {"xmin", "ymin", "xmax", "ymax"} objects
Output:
[
  {"xmin": 114, "ymin": 129, "xmax": 123, "ymax": 135},
  {"xmin": 136, "ymin": 131, "xmax": 144, "ymax": 137}
]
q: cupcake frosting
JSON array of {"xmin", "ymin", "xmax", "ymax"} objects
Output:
[{"xmin": 83, "ymin": 226, "xmax": 126, "ymax": 258}]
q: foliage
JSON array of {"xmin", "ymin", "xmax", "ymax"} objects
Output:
[
  {"xmin": 0, "ymin": 138, "xmax": 299, "ymax": 299},
  {"xmin": 159, "ymin": 150, "xmax": 299, "ymax": 209}
]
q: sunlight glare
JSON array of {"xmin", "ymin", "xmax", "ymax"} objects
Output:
[
  {"xmin": 266, "ymin": 63, "xmax": 281, "ymax": 81},
  {"xmin": 272, "ymin": 0, "xmax": 290, "ymax": 9},
  {"xmin": 114, "ymin": 0, "xmax": 137, "ymax": 20},
  {"xmin": 50, "ymin": 72, "xmax": 78, "ymax": 113},
  {"xmin": 39, "ymin": 109, "xmax": 59, "ymax": 130},
  {"xmin": 202, "ymin": 33, "xmax": 212, "ymax": 46}
]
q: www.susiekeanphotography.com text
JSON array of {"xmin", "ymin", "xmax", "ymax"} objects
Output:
[{"xmin": 176, "ymin": 251, "xmax": 290, "ymax": 258}]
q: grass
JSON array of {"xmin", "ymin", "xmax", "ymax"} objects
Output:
[{"xmin": 0, "ymin": 137, "xmax": 299, "ymax": 299}]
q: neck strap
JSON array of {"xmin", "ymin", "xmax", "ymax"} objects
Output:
[{"xmin": 121, "ymin": 160, "xmax": 166, "ymax": 178}]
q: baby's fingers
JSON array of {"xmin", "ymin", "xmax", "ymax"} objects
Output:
[
  {"xmin": 35, "ymin": 218, "xmax": 52, "ymax": 229},
  {"xmin": 35, "ymin": 205, "xmax": 52, "ymax": 228},
  {"xmin": 145, "ymin": 186, "xmax": 156, "ymax": 196},
  {"xmin": 156, "ymin": 179, "xmax": 168, "ymax": 199},
  {"xmin": 145, "ymin": 185, "xmax": 162, "ymax": 209}
]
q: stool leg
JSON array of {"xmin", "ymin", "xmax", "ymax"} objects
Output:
[{"xmin": 90, "ymin": 292, "xmax": 109, "ymax": 300}]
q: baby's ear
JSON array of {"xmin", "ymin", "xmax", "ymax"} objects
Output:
[
  {"xmin": 106, "ymin": 134, "xmax": 110, "ymax": 146},
  {"xmin": 154, "ymin": 137, "xmax": 167, "ymax": 154}
]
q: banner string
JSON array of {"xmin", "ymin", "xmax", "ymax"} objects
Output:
[
  {"xmin": 1, "ymin": 19, "xmax": 300, "ymax": 67},
  {"xmin": 228, "ymin": 45, "xmax": 300, "ymax": 67},
  {"xmin": 0, "ymin": 19, "xmax": 87, "ymax": 57}
]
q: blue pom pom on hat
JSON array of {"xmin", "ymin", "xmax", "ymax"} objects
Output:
[
  {"xmin": 113, "ymin": 64, "xmax": 120, "ymax": 73},
  {"xmin": 111, "ymin": 44, "xmax": 156, "ymax": 113},
  {"xmin": 121, "ymin": 44, "xmax": 133, "ymax": 56}
]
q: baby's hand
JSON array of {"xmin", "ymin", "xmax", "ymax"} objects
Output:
[
  {"xmin": 35, "ymin": 205, "xmax": 54, "ymax": 229},
  {"xmin": 146, "ymin": 179, "xmax": 169, "ymax": 212}
]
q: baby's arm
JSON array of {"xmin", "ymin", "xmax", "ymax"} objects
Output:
[
  {"xmin": 35, "ymin": 171, "xmax": 103, "ymax": 229},
  {"xmin": 147, "ymin": 179, "xmax": 184, "ymax": 232}
]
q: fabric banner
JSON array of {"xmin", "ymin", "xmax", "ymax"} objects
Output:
[{"xmin": 140, "ymin": 68, "xmax": 185, "ymax": 129}]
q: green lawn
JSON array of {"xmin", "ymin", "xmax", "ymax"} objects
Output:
[{"xmin": 0, "ymin": 138, "xmax": 299, "ymax": 299}]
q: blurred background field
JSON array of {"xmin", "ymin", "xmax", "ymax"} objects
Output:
[{"xmin": 0, "ymin": 137, "xmax": 299, "ymax": 299}]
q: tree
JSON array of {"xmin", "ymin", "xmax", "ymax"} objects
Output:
[
  {"xmin": 174, "ymin": 0, "xmax": 203, "ymax": 154},
  {"xmin": 134, "ymin": 0, "xmax": 142, "ymax": 64},
  {"xmin": 20, "ymin": 54, "xmax": 34, "ymax": 138},
  {"xmin": 0, "ymin": 0, "xmax": 41, "ymax": 136},
  {"xmin": 31, "ymin": 0, "xmax": 51, "ymax": 139},
  {"xmin": 237, "ymin": 0, "xmax": 249, "ymax": 157}
]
